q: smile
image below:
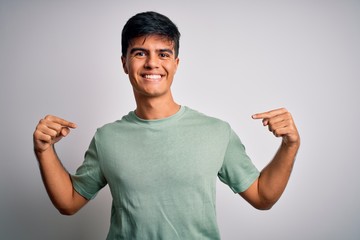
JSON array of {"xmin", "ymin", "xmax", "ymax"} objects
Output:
[{"xmin": 142, "ymin": 74, "xmax": 162, "ymax": 80}]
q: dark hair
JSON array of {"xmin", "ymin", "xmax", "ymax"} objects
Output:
[{"xmin": 121, "ymin": 11, "xmax": 181, "ymax": 58}]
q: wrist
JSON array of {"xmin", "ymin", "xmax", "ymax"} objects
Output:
[
  {"xmin": 281, "ymin": 139, "xmax": 300, "ymax": 151},
  {"xmin": 34, "ymin": 145, "xmax": 56, "ymax": 161}
]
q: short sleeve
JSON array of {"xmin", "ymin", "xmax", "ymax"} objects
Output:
[
  {"xmin": 71, "ymin": 135, "xmax": 107, "ymax": 200},
  {"xmin": 218, "ymin": 128, "xmax": 260, "ymax": 193}
]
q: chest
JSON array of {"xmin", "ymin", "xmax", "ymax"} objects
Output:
[{"xmin": 98, "ymin": 126, "xmax": 228, "ymax": 195}]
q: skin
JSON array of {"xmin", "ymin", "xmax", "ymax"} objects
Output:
[
  {"xmin": 33, "ymin": 34, "xmax": 300, "ymax": 214},
  {"xmin": 33, "ymin": 116, "xmax": 88, "ymax": 215},
  {"xmin": 241, "ymin": 108, "xmax": 300, "ymax": 209},
  {"xmin": 121, "ymin": 35, "xmax": 180, "ymax": 120}
]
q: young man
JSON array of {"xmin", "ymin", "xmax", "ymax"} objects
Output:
[{"xmin": 33, "ymin": 12, "xmax": 300, "ymax": 239}]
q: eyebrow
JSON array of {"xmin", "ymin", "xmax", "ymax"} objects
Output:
[
  {"xmin": 129, "ymin": 47, "xmax": 174, "ymax": 55},
  {"xmin": 158, "ymin": 49, "xmax": 174, "ymax": 55}
]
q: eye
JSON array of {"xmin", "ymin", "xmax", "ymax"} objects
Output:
[
  {"xmin": 134, "ymin": 51, "xmax": 146, "ymax": 57},
  {"xmin": 159, "ymin": 53, "xmax": 170, "ymax": 58}
]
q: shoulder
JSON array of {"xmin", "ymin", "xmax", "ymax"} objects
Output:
[
  {"xmin": 94, "ymin": 112, "xmax": 134, "ymax": 137},
  {"xmin": 183, "ymin": 106, "xmax": 231, "ymax": 131},
  {"xmin": 184, "ymin": 106, "xmax": 228, "ymax": 123}
]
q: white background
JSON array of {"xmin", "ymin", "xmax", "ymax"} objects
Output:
[{"xmin": 1, "ymin": 0, "xmax": 359, "ymax": 239}]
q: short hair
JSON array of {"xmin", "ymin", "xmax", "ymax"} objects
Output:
[{"xmin": 121, "ymin": 11, "xmax": 181, "ymax": 58}]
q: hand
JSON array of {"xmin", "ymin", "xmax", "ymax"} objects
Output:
[
  {"xmin": 252, "ymin": 108, "xmax": 300, "ymax": 147},
  {"xmin": 33, "ymin": 115, "xmax": 77, "ymax": 154}
]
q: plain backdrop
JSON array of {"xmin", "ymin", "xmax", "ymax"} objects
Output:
[{"xmin": 1, "ymin": 0, "xmax": 359, "ymax": 239}]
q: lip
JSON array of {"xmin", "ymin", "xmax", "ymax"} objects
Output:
[{"xmin": 141, "ymin": 74, "xmax": 164, "ymax": 81}]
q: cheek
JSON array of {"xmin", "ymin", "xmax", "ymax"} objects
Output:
[
  {"xmin": 167, "ymin": 63, "xmax": 178, "ymax": 75},
  {"xmin": 124, "ymin": 65, "xmax": 135, "ymax": 76}
]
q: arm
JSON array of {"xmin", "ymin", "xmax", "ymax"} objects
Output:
[
  {"xmin": 33, "ymin": 115, "xmax": 88, "ymax": 215},
  {"xmin": 240, "ymin": 108, "xmax": 300, "ymax": 210}
]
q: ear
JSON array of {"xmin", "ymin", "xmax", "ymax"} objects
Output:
[
  {"xmin": 121, "ymin": 56, "xmax": 128, "ymax": 74},
  {"xmin": 174, "ymin": 57, "xmax": 180, "ymax": 71}
]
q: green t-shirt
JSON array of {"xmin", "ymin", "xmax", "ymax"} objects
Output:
[{"xmin": 71, "ymin": 106, "xmax": 259, "ymax": 239}]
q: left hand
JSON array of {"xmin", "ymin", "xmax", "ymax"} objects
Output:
[{"xmin": 252, "ymin": 108, "xmax": 300, "ymax": 147}]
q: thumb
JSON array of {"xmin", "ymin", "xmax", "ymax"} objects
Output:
[{"xmin": 60, "ymin": 127, "xmax": 71, "ymax": 137}]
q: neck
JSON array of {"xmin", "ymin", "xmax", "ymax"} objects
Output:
[{"xmin": 134, "ymin": 93, "xmax": 180, "ymax": 120}]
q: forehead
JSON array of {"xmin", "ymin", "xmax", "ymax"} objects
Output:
[{"xmin": 128, "ymin": 35, "xmax": 175, "ymax": 51}]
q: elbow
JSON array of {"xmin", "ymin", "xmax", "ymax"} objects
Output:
[
  {"xmin": 252, "ymin": 198, "xmax": 277, "ymax": 211},
  {"xmin": 254, "ymin": 202, "xmax": 274, "ymax": 211},
  {"xmin": 58, "ymin": 208, "xmax": 77, "ymax": 216},
  {"xmin": 255, "ymin": 190, "xmax": 281, "ymax": 210},
  {"xmin": 52, "ymin": 192, "xmax": 85, "ymax": 216},
  {"xmin": 58, "ymin": 210, "xmax": 75, "ymax": 216},
  {"xmin": 57, "ymin": 205, "xmax": 79, "ymax": 216}
]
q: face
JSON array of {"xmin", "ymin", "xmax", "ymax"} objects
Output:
[{"xmin": 121, "ymin": 35, "xmax": 179, "ymax": 99}]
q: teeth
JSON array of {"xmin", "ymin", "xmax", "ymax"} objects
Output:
[{"xmin": 144, "ymin": 74, "xmax": 161, "ymax": 79}]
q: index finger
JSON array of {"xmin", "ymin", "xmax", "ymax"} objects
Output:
[
  {"xmin": 45, "ymin": 115, "xmax": 77, "ymax": 128},
  {"xmin": 251, "ymin": 108, "xmax": 287, "ymax": 119}
]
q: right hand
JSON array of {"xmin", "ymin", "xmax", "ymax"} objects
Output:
[{"xmin": 33, "ymin": 115, "xmax": 77, "ymax": 154}]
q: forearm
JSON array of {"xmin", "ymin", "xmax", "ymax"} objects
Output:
[
  {"xmin": 35, "ymin": 147, "xmax": 78, "ymax": 214},
  {"xmin": 242, "ymin": 108, "xmax": 300, "ymax": 210},
  {"xmin": 258, "ymin": 141, "xmax": 299, "ymax": 207}
]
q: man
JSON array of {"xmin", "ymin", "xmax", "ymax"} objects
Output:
[{"xmin": 33, "ymin": 11, "xmax": 300, "ymax": 239}]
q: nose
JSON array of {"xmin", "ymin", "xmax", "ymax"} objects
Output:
[{"xmin": 144, "ymin": 53, "xmax": 159, "ymax": 69}]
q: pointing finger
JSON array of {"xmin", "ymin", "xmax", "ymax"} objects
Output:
[
  {"xmin": 44, "ymin": 115, "xmax": 77, "ymax": 128},
  {"xmin": 252, "ymin": 108, "xmax": 288, "ymax": 120}
]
